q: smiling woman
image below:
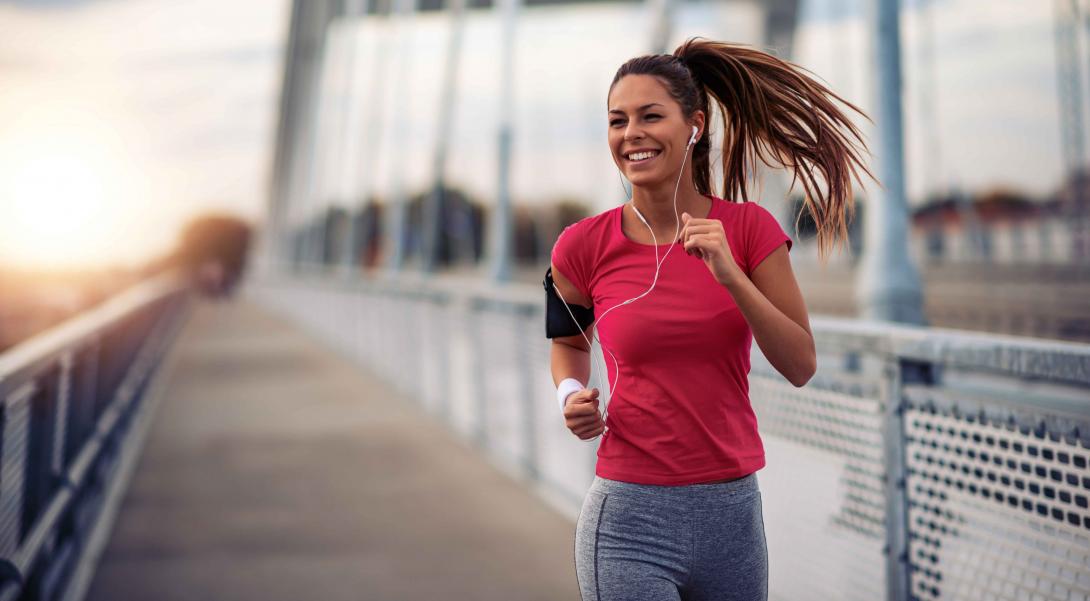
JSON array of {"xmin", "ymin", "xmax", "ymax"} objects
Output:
[{"xmin": 547, "ymin": 38, "xmax": 876, "ymax": 601}]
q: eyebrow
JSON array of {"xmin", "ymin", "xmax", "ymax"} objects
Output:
[{"xmin": 608, "ymin": 102, "xmax": 664, "ymax": 115}]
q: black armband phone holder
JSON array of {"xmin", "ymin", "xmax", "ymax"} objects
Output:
[{"xmin": 544, "ymin": 267, "xmax": 594, "ymax": 339}]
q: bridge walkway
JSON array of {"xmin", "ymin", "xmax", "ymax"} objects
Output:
[{"xmin": 83, "ymin": 299, "xmax": 579, "ymax": 601}]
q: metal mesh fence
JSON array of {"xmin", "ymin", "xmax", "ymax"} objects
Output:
[
  {"xmin": 251, "ymin": 273, "xmax": 1090, "ymax": 601},
  {"xmin": 903, "ymin": 385, "xmax": 1090, "ymax": 601},
  {"xmin": 749, "ymin": 359, "xmax": 888, "ymax": 601}
]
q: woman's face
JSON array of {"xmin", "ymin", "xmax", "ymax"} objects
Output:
[{"xmin": 607, "ymin": 74, "xmax": 701, "ymax": 190}]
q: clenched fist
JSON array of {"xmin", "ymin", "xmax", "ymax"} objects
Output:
[{"xmin": 563, "ymin": 387, "xmax": 605, "ymax": 440}]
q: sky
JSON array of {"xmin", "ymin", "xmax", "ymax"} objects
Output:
[
  {"xmin": 0, "ymin": 0, "xmax": 288, "ymax": 269},
  {"xmin": 794, "ymin": 0, "xmax": 1070, "ymax": 202},
  {"xmin": 0, "ymin": 0, "xmax": 1082, "ymax": 269},
  {"xmin": 306, "ymin": 0, "xmax": 1077, "ymax": 225}
]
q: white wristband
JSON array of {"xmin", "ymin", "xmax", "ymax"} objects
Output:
[{"xmin": 556, "ymin": 378, "xmax": 584, "ymax": 413}]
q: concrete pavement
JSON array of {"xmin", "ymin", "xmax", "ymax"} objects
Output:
[{"xmin": 84, "ymin": 298, "xmax": 580, "ymax": 601}]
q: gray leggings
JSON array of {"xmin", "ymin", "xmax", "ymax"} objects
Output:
[{"xmin": 574, "ymin": 473, "xmax": 768, "ymax": 601}]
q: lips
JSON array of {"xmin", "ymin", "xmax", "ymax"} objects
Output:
[{"xmin": 624, "ymin": 149, "xmax": 661, "ymax": 164}]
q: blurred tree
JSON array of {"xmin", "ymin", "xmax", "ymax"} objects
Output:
[
  {"xmin": 168, "ymin": 214, "xmax": 252, "ymax": 297},
  {"xmin": 407, "ymin": 186, "xmax": 486, "ymax": 268}
]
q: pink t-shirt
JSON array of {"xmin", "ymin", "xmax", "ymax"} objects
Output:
[{"xmin": 551, "ymin": 195, "xmax": 792, "ymax": 485}]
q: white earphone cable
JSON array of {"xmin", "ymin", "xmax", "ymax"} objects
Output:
[{"xmin": 554, "ymin": 128, "xmax": 696, "ymax": 442}]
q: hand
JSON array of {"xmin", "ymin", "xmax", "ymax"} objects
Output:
[
  {"xmin": 679, "ymin": 211, "xmax": 743, "ymax": 286},
  {"xmin": 562, "ymin": 387, "xmax": 605, "ymax": 440}
]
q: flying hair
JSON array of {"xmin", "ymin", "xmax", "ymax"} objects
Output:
[{"xmin": 610, "ymin": 38, "xmax": 879, "ymax": 261}]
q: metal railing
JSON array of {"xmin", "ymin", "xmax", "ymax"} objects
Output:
[
  {"xmin": 251, "ymin": 268, "xmax": 1090, "ymax": 601},
  {"xmin": 0, "ymin": 274, "xmax": 191, "ymax": 601}
]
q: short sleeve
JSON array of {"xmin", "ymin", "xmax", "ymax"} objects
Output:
[
  {"xmin": 742, "ymin": 202, "xmax": 792, "ymax": 275},
  {"xmin": 550, "ymin": 223, "xmax": 592, "ymax": 300}
]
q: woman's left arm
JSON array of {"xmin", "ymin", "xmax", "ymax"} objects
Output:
[
  {"xmin": 722, "ymin": 244, "xmax": 816, "ymax": 387},
  {"xmin": 681, "ymin": 213, "xmax": 816, "ymax": 387}
]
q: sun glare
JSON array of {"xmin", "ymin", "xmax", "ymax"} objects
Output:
[
  {"xmin": 0, "ymin": 128, "xmax": 131, "ymax": 269},
  {"xmin": 11, "ymin": 155, "xmax": 101, "ymax": 235}
]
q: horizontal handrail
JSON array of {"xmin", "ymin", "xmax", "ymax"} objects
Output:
[
  {"xmin": 0, "ymin": 272, "xmax": 191, "ymax": 600},
  {"xmin": 0, "ymin": 271, "xmax": 189, "ymax": 385},
  {"xmin": 267, "ymin": 269, "xmax": 1090, "ymax": 387}
]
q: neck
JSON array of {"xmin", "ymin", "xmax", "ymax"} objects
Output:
[{"xmin": 630, "ymin": 172, "xmax": 708, "ymax": 230}]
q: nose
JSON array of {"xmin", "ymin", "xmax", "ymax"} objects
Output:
[{"xmin": 623, "ymin": 121, "xmax": 644, "ymax": 142}]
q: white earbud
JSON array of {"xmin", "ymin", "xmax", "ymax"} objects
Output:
[{"xmin": 688, "ymin": 125, "xmax": 698, "ymax": 147}]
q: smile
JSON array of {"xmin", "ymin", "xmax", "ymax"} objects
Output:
[{"xmin": 625, "ymin": 150, "xmax": 661, "ymax": 163}]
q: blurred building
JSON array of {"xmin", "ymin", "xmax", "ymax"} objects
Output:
[
  {"xmin": 910, "ymin": 170, "xmax": 1090, "ymax": 266},
  {"xmin": 262, "ymin": 0, "xmax": 1090, "ymax": 341},
  {"xmin": 264, "ymin": 0, "xmax": 800, "ymax": 277}
]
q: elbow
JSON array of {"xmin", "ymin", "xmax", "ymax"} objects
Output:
[
  {"xmin": 789, "ymin": 369, "xmax": 814, "ymax": 388},
  {"xmin": 788, "ymin": 350, "xmax": 817, "ymax": 388}
]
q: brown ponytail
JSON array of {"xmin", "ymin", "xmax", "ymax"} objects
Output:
[{"xmin": 610, "ymin": 37, "xmax": 877, "ymax": 260}]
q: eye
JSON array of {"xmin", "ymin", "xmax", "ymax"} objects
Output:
[
  {"xmin": 644, "ymin": 113, "xmax": 662, "ymax": 120},
  {"xmin": 609, "ymin": 119, "xmax": 625, "ymax": 127}
]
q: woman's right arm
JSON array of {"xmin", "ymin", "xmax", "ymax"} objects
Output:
[{"xmin": 549, "ymin": 263, "xmax": 605, "ymax": 440}]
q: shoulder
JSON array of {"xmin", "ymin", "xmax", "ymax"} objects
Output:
[
  {"xmin": 740, "ymin": 200, "xmax": 788, "ymax": 236},
  {"xmin": 706, "ymin": 196, "xmax": 746, "ymax": 228},
  {"xmin": 742, "ymin": 199, "xmax": 778, "ymax": 220},
  {"xmin": 710, "ymin": 196, "xmax": 771, "ymax": 217},
  {"xmin": 551, "ymin": 206, "xmax": 617, "ymax": 297},
  {"xmin": 557, "ymin": 206, "xmax": 616, "ymax": 239},
  {"xmin": 553, "ymin": 206, "xmax": 618, "ymax": 255}
]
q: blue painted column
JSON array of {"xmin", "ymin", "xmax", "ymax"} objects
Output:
[
  {"xmin": 490, "ymin": 0, "xmax": 521, "ymax": 283},
  {"xmin": 647, "ymin": 0, "xmax": 677, "ymax": 54},
  {"xmin": 856, "ymin": 0, "xmax": 925, "ymax": 325},
  {"xmin": 862, "ymin": 3, "xmax": 924, "ymax": 600}
]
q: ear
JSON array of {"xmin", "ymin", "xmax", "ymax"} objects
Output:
[{"xmin": 689, "ymin": 110, "xmax": 707, "ymax": 143}]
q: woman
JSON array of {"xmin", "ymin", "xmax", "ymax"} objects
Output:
[{"xmin": 546, "ymin": 38, "xmax": 874, "ymax": 600}]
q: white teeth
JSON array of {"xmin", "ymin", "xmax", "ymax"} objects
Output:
[{"xmin": 626, "ymin": 150, "xmax": 659, "ymax": 161}]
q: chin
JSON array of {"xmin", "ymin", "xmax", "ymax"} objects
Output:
[{"xmin": 625, "ymin": 172, "xmax": 666, "ymax": 189}]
